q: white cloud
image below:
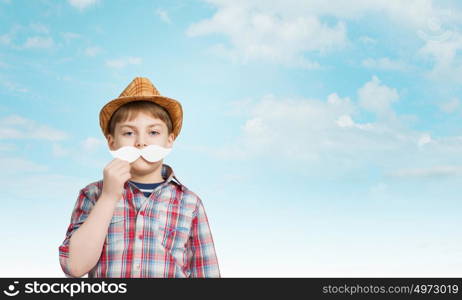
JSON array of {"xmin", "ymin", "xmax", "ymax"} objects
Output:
[
  {"xmin": 0, "ymin": 25, "xmax": 21, "ymax": 47},
  {"xmin": 84, "ymin": 46, "xmax": 102, "ymax": 57},
  {"xmin": 362, "ymin": 57, "xmax": 410, "ymax": 71},
  {"xmin": 0, "ymin": 25, "xmax": 55, "ymax": 50},
  {"xmin": 0, "ymin": 143, "xmax": 15, "ymax": 151},
  {"xmin": 23, "ymin": 36, "xmax": 54, "ymax": 49},
  {"xmin": 68, "ymin": 0, "xmax": 99, "ymax": 10},
  {"xmin": 358, "ymin": 76, "xmax": 399, "ymax": 117},
  {"xmin": 105, "ymin": 57, "xmax": 142, "ymax": 68},
  {"xmin": 0, "ymin": 115, "xmax": 68, "ymax": 141},
  {"xmin": 390, "ymin": 166, "xmax": 462, "ymax": 178},
  {"xmin": 0, "ymin": 167, "xmax": 90, "ymax": 201},
  {"xmin": 0, "ymin": 157, "xmax": 48, "ymax": 173},
  {"xmin": 336, "ymin": 115, "xmax": 355, "ymax": 128},
  {"xmin": 0, "ymin": 33, "xmax": 10, "ymax": 45},
  {"xmin": 336, "ymin": 114, "xmax": 373, "ymax": 130},
  {"xmin": 370, "ymin": 182, "xmax": 388, "ymax": 193},
  {"xmin": 187, "ymin": 1, "xmax": 347, "ymax": 68},
  {"xmin": 187, "ymin": 0, "xmax": 458, "ymax": 68},
  {"xmin": 439, "ymin": 97, "xmax": 460, "ymax": 114},
  {"xmin": 30, "ymin": 23, "xmax": 49, "ymax": 34},
  {"xmin": 62, "ymin": 32, "xmax": 81, "ymax": 43},
  {"xmin": 52, "ymin": 143, "xmax": 69, "ymax": 157},
  {"xmin": 212, "ymin": 91, "xmax": 403, "ymax": 165},
  {"xmin": 225, "ymin": 97, "xmax": 256, "ymax": 116},
  {"xmin": 358, "ymin": 36, "xmax": 376, "ymax": 45},
  {"xmin": 81, "ymin": 137, "xmax": 105, "ymax": 152},
  {"xmin": 0, "ymin": 77, "xmax": 28, "ymax": 93},
  {"xmin": 50, "ymin": 137, "xmax": 106, "ymax": 160},
  {"xmin": 418, "ymin": 31, "xmax": 462, "ymax": 83},
  {"xmin": 418, "ymin": 133, "xmax": 433, "ymax": 147},
  {"xmin": 155, "ymin": 8, "xmax": 171, "ymax": 24},
  {"xmin": 369, "ymin": 182, "xmax": 389, "ymax": 200},
  {"xmin": 198, "ymin": 76, "xmax": 462, "ymax": 180}
]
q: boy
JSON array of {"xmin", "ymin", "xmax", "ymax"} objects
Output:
[{"xmin": 58, "ymin": 77, "xmax": 221, "ymax": 278}]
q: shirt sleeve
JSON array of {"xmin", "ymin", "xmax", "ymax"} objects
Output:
[
  {"xmin": 58, "ymin": 188, "xmax": 95, "ymax": 278},
  {"xmin": 186, "ymin": 198, "xmax": 221, "ymax": 278}
]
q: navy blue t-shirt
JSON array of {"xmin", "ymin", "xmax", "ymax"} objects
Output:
[{"xmin": 129, "ymin": 180, "xmax": 165, "ymax": 198}]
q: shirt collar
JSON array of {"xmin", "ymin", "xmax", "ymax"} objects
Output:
[
  {"xmin": 162, "ymin": 163, "xmax": 184, "ymax": 188},
  {"xmin": 124, "ymin": 163, "xmax": 184, "ymax": 191}
]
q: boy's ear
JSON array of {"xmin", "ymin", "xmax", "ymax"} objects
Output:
[
  {"xmin": 167, "ymin": 133, "xmax": 175, "ymax": 148},
  {"xmin": 107, "ymin": 134, "xmax": 115, "ymax": 150}
]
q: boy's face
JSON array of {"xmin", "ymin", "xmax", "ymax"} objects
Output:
[{"xmin": 107, "ymin": 112, "xmax": 174, "ymax": 177}]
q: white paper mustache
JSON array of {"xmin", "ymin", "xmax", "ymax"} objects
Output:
[{"xmin": 109, "ymin": 145, "xmax": 172, "ymax": 163}]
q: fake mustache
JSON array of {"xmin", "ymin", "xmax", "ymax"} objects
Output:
[{"xmin": 109, "ymin": 145, "xmax": 172, "ymax": 163}]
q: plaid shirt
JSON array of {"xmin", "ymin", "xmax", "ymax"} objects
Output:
[{"xmin": 58, "ymin": 164, "xmax": 220, "ymax": 278}]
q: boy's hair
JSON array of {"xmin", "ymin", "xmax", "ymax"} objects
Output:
[{"xmin": 107, "ymin": 101, "xmax": 173, "ymax": 137}]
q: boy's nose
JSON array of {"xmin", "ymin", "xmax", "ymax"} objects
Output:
[
  {"xmin": 135, "ymin": 133, "xmax": 148, "ymax": 148},
  {"xmin": 135, "ymin": 139, "xmax": 147, "ymax": 148}
]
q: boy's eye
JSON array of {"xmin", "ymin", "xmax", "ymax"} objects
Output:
[{"xmin": 121, "ymin": 131, "xmax": 159, "ymax": 136}]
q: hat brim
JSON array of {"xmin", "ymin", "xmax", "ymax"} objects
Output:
[{"xmin": 99, "ymin": 95, "xmax": 183, "ymax": 139}]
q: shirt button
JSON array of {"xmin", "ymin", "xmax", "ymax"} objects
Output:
[
  {"xmin": 138, "ymin": 234, "xmax": 143, "ymax": 240},
  {"xmin": 136, "ymin": 264, "xmax": 140, "ymax": 269},
  {"xmin": 140, "ymin": 211, "xmax": 145, "ymax": 216}
]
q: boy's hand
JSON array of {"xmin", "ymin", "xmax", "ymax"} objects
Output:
[{"xmin": 101, "ymin": 158, "xmax": 131, "ymax": 201}]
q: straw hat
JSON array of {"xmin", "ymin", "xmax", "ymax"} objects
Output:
[{"xmin": 99, "ymin": 77, "xmax": 183, "ymax": 139}]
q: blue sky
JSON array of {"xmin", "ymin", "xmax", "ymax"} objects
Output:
[{"xmin": 1, "ymin": 0, "xmax": 462, "ymax": 277}]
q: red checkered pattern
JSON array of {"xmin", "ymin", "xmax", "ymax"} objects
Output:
[{"xmin": 59, "ymin": 164, "xmax": 220, "ymax": 278}]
